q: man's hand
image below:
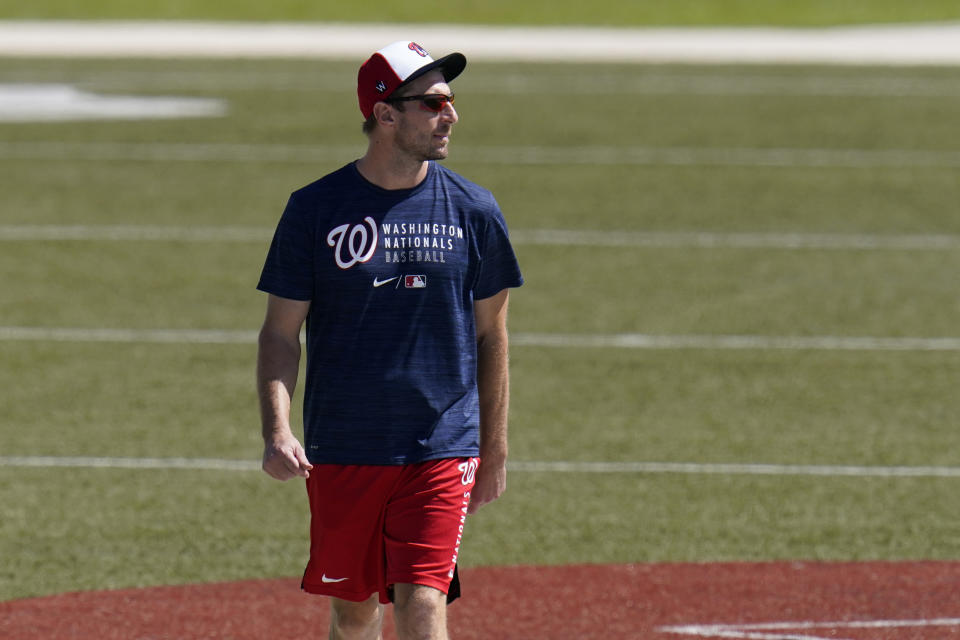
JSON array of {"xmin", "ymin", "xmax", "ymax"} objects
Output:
[
  {"xmin": 262, "ymin": 435, "xmax": 313, "ymax": 481},
  {"xmin": 257, "ymin": 295, "xmax": 311, "ymax": 482},
  {"xmin": 471, "ymin": 289, "xmax": 511, "ymax": 514},
  {"xmin": 468, "ymin": 457, "xmax": 506, "ymax": 514}
]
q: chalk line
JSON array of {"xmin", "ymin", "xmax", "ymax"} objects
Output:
[
  {"xmin": 3, "ymin": 141, "xmax": 960, "ymax": 168},
  {"xmin": 5, "ymin": 69, "xmax": 960, "ymax": 98},
  {"xmin": 510, "ymin": 333, "xmax": 960, "ymax": 352},
  {"xmin": 3, "ymin": 224, "xmax": 960, "ymax": 251},
  {"xmin": 3, "ymin": 327, "xmax": 960, "ymax": 352},
  {"xmin": 2, "ymin": 21, "xmax": 960, "ymax": 65},
  {"xmin": 659, "ymin": 617, "xmax": 960, "ymax": 640},
  {"xmin": 2, "ymin": 457, "xmax": 959, "ymax": 478}
]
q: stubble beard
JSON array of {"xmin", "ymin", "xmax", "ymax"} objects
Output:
[{"xmin": 395, "ymin": 125, "xmax": 452, "ymax": 162}]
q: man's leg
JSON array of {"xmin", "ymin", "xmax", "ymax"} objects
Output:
[
  {"xmin": 329, "ymin": 594, "xmax": 384, "ymax": 640},
  {"xmin": 392, "ymin": 584, "xmax": 448, "ymax": 640}
]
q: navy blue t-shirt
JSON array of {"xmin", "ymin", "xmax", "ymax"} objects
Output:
[{"xmin": 257, "ymin": 161, "xmax": 523, "ymax": 465}]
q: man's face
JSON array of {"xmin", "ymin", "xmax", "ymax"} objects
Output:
[{"xmin": 391, "ymin": 70, "xmax": 459, "ymax": 162}]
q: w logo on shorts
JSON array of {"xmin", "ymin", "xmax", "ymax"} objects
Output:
[{"xmin": 458, "ymin": 458, "xmax": 479, "ymax": 485}]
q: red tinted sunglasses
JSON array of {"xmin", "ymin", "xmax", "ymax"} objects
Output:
[{"xmin": 386, "ymin": 93, "xmax": 455, "ymax": 113}]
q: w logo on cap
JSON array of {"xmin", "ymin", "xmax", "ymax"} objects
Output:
[
  {"xmin": 408, "ymin": 42, "xmax": 429, "ymax": 57},
  {"xmin": 375, "ymin": 80, "xmax": 387, "ymax": 93}
]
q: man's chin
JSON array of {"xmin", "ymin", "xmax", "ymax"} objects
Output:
[{"xmin": 428, "ymin": 146, "xmax": 450, "ymax": 161}]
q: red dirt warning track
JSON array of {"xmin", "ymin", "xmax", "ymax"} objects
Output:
[{"xmin": 1, "ymin": 562, "xmax": 959, "ymax": 639}]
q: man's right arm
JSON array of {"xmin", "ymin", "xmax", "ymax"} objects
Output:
[{"xmin": 256, "ymin": 294, "xmax": 314, "ymax": 481}]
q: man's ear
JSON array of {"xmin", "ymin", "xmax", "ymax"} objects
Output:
[{"xmin": 373, "ymin": 101, "xmax": 396, "ymax": 128}]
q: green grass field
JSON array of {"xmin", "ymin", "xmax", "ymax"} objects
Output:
[
  {"xmin": 5, "ymin": 0, "xmax": 960, "ymax": 26},
  {"xmin": 3, "ymin": 16, "xmax": 960, "ymax": 604}
]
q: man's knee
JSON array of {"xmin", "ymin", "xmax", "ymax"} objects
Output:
[
  {"xmin": 392, "ymin": 584, "xmax": 448, "ymax": 640},
  {"xmin": 330, "ymin": 595, "xmax": 384, "ymax": 640}
]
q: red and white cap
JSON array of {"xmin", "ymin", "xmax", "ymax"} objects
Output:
[{"xmin": 357, "ymin": 41, "xmax": 466, "ymax": 119}]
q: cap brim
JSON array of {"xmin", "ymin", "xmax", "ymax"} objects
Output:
[{"xmin": 396, "ymin": 52, "xmax": 467, "ymax": 92}]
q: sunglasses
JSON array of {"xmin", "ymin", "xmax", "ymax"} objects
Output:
[{"xmin": 386, "ymin": 93, "xmax": 455, "ymax": 113}]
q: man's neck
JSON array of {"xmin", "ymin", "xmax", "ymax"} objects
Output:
[{"xmin": 355, "ymin": 150, "xmax": 429, "ymax": 191}]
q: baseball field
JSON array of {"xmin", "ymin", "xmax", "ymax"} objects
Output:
[{"xmin": 2, "ymin": 2, "xmax": 960, "ymax": 638}]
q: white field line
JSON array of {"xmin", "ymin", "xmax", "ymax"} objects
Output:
[
  {"xmin": 659, "ymin": 618, "xmax": 960, "ymax": 640},
  {"xmin": 3, "ymin": 141, "xmax": 960, "ymax": 169},
  {"xmin": 509, "ymin": 462, "xmax": 960, "ymax": 478},
  {"xmin": 510, "ymin": 333, "xmax": 960, "ymax": 352},
  {"xmin": 2, "ymin": 21, "xmax": 960, "ymax": 66},
  {"xmin": 0, "ymin": 456, "xmax": 260, "ymax": 472},
  {"xmin": 2, "ymin": 457, "xmax": 959, "ymax": 478},
  {"xmin": 0, "ymin": 224, "xmax": 274, "ymax": 243},
  {"xmin": 0, "ymin": 84, "xmax": 226, "ymax": 122},
  {"xmin": 0, "ymin": 327, "xmax": 260, "ymax": 344},
  {"xmin": 511, "ymin": 229, "xmax": 960, "ymax": 251},
  {"xmin": 3, "ymin": 327, "xmax": 960, "ymax": 352},
  {"xmin": 6, "ymin": 70, "xmax": 960, "ymax": 98},
  {"xmin": 3, "ymin": 225, "xmax": 960, "ymax": 251}
]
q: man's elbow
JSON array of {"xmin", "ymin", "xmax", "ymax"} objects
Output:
[
  {"xmin": 258, "ymin": 325, "xmax": 301, "ymax": 358},
  {"xmin": 476, "ymin": 327, "xmax": 509, "ymax": 359}
]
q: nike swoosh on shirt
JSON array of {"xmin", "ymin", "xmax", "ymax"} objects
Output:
[
  {"xmin": 373, "ymin": 276, "xmax": 399, "ymax": 288},
  {"xmin": 322, "ymin": 574, "xmax": 349, "ymax": 583}
]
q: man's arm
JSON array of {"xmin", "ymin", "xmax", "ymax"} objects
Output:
[
  {"xmin": 257, "ymin": 294, "xmax": 314, "ymax": 481},
  {"xmin": 469, "ymin": 289, "xmax": 511, "ymax": 514}
]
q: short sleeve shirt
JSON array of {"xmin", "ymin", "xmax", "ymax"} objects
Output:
[{"xmin": 257, "ymin": 161, "xmax": 524, "ymax": 465}]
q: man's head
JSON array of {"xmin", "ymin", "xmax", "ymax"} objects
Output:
[
  {"xmin": 372, "ymin": 70, "xmax": 458, "ymax": 161},
  {"xmin": 357, "ymin": 41, "xmax": 466, "ymax": 128}
]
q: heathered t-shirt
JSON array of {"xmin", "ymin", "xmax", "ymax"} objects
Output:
[{"xmin": 257, "ymin": 161, "xmax": 524, "ymax": 465}]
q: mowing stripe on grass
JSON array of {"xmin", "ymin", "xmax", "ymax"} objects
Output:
[
  {"xmin": 3, "ymin": 225, "xmax": 960, "ymax": 251},
  {"xmin": 3, "ymin": 141, "xmax": 960, "ymax": 169},
  {"xmin": 3, "ymin": 326, "xmax": 960, "ymax": 352},
  {"xmin": 2, "ymin": 457, "xmax": 959, "ymax": 478}
]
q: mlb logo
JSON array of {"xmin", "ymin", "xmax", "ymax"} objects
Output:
[{"xmin": 405, "ymin": 275, "xmax": 427, "ymax": 289}]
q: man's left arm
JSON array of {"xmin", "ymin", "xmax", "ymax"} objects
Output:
[{"xmin": 469, "ymin": 288, "xmax": 511, "ymax": 514}]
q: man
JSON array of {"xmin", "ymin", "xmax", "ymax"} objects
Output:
[{"xmin": 256, "ymin": 40, "xmax": 523, "ymax": 640}]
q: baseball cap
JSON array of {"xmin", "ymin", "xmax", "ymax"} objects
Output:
[{"xmin": 357, "ymin": 41, "xmax": 467, "ymax": 119}]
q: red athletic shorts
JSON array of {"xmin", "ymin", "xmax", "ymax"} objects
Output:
[{"xmin": 301, "ymin": 457, "xmax": 479, "ymax": 604}]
